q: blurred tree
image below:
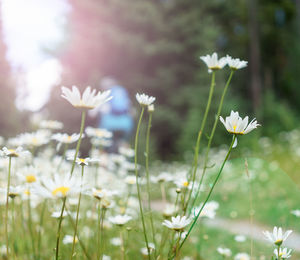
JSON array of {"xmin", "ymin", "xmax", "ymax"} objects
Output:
[
  {"xmin": 0, "ymin": 9, "xmax": 21, "ymax": 137},
  {"xmin": 47, "ymin": 0, "xmax": 300, "ymax": 158}
]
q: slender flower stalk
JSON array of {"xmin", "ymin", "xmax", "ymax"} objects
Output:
[
  {"xmin": 145, "ymin": 110, "xmax": 157, "ymax": 251},
  {"xmin": 190, "ymin": 70, "xmax": 234, "ymax": 210},
  {"xmin": 55, "ymin": 197, "xmax": 67, "ymax": 260},
  {"xmin": 70, "ymin": 111, "xmax": 86, "ymax": 176},
  {"xmin": 178, "ymin": 135, "xmax": 236, "ymax": 252},
  {"xmin": 70, "ymin": 165, "xmax": 85, "ymax": 260},
  {"xmin": 5, "ymin": 156, "xmax": 12, "ymax": 259},
  {"xmin": 37, "ymin": 200, "xmax": 47, "ymax": 259},
  {"xmin": 134, "ymin": 107, "xmax": 151, "ymax": 258},
  {"xmin": 27, "ymin": 193, "xmax": 37, "ymax": 259},
  {"xmin": 185, "ymin": 71, "xmax": 216, "ymax": 212}
]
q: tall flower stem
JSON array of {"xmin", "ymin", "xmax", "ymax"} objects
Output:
[
  {"xmin": 5, "ymin": 156, "xmax": 12, "ymax": 259},
  {"xmin": 70, "ymin": 111, "xmax": 86, "ymax": 177},
  {"xmin": 55, "ymin": 197, "xmax": 66, "ymax": 260},
  {"xmin": 178, "ymin": 135, "xmax": 236, "ymax": 252},
  {"xmin": 184, "ymin": 71, "xmax": 216, "ymax": 213},
  {"xmin": 120, "ymin": 227, "xmax": 125, "ymax": 260},
  {"xmin": 190, "ymin": 70, "xmax": 234, "ymax": 210},
  {"xmin": 277, "ymin": 246, "xmax": 281, "ymax": 260},
  {"xmin": 70, "ymin": 165, "xmax": 84, "ymax": 260},
  {"xmin": 97, "ymin": 203, "xmax": 101, "ymax": 260},
  {"xmin": 134, "ymin": 107, "xmax": 150, "ymax": 258},
  {"xmin": 37, "ymin": 200, "xmax": 47, "ymax": 260},
  {"xmin": 145, "ymin": 111, "xmax": 156, "ymax": 250},
  {"xmin": 27, "ymin": 194, "xmax": 37, "ymax": 259}
]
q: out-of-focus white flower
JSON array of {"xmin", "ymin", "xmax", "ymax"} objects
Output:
[
  {"xmin": 39, "ymin": 120, "xmax": 63, "ymax": 130},
  {"xmin": 63, "ymin": 235, "xmax": 78, "ymax": 244},
  {"xmin": 274, "ymin": 247, "xmax": 292, "ymax": 259},
  {"xmin": 108, "ymin": 215, "xmax": 132, "ymax": 226},
  {"xmin": 0, "ymin": 186, "xmax": 24, "ymax": 199},
  {"xmin": 85, "ymin": 127, "xmax": 113, "ymax": 139},
  {"xmin": 291, "ymin": 209, "xmax": 300, "ymax": 217},
  {"xmin": 119, "ymin": 146, "xmax": 135, "ymax": 157},
  {"xmin": 162, "ymin": 215, "xmax": 191, "ymax": 231},
  {"xmin": 174, "ymin": 178, "xmax": 191, "ymax": 190},
  {"xmin": 234, "ymin": 253, "xmax": 250, "ymax": 260},
  {"xmin": 67, "ymin": 157, "xmax": 99, "ymax": 166},
  {"xmin": 140, "ymin": 243, "xmax": 155, "ymax": 256},
  {"xmin": 52, "ymin": 133, "xmax": 81, "ymax": 144},
  {"xmin": 125, "ymin": 176, "xmax": 136, "ymax": 185},
  {"xmin": 1, "ymin": 147, "xmax": 30, "ymax": 158},
  {"xmin": 193, "ymin": 201, "xmax": 219, "ymax": 219},
  {"xmin": 102, "ymin": 255, "xmax": 111, "ymax": 260},
  {"xmin": 200, "ymin": 52, "xmax": 227, "ymax": 70},
  {"xmin": 234, "ymin": 235, "xmax": 246, "ymax": 242},
  {"xmin": 148, "ymin": 104, "xmax": 155, "ymax": 113},
  {"xmin": 263, "ymin": 226, "xmax": 292, "ymax": 246},
  {"xmin": 17, "ymin": 130, "xmax": 50, "ymax": 147},
  {"xmin": 217, "ymin": 247, "xmax": 232, "ymax": 257},
  {"xmin": 61, "ymin": 86, "xmax": 112, "ymax": 110},
  {"xmin": 51, "ymin": 211, "xmax": 68, "ymax": 218},
  {"xmin": 110, "ymin": 237, "xmax": 121, "ymax": 246},
  {"xmin": 33, "ymin": 174, "xmax": 82, "ymax": 199},
  {"xmin": 226, "ymin": 55, "xmax": 248, "ymax": 70},
  {"xmin": 151, "ymin": 172, "xmax": 174, "ymax": 183},
  {"xmin": 136, "ymin": 93, "xmax": 156, "ymax": 106},
  {"xmin": 162, "ymin": 204, "xmax": 176, "ymax": 218},
  {"xmin": 17, "ymin": 166, "xmax": 39, "ymax": 184}
]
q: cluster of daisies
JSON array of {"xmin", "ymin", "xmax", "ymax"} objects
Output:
[{"xmin": 0, "ymin": 52, "xmax": 293, "ymax": 260}]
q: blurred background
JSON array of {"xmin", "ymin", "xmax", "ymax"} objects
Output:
[{"xmin": 0, "ymin": 0, "xmax": 300, "ymax": 160}]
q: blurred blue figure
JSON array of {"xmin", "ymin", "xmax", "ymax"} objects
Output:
[{"xmin": 99, "ymin": 77, "xmax": 134, "ymax": 152}]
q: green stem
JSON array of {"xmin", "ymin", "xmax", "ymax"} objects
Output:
[
  {"xmin": 134, "ymin": 107, "xmax": 151, "ymax": 259},
  {"xmin": 178, "ymin": 135, "xmax": 236, "ymax": 252},
  {"xmin": 120, "ymin": 227, "xmax": 125, "ymax": 260},
  {"xmin": 37, "ymin": 199, "xmax": 47, "ymax": 259},
  {"xmin": 27, "ymin": 194, "xmax": 37, "ymax": 259},
  {"xmin": 277, "ymin": 246, "xmax": 281, "ymax": 260},
  {"xmin": 97, "ymin": 203, "xmax": 101, "ymax": 260},
  {"xmin": 185, "ymin": 71, "xmax": 216, "ymax": 213},
  {"xmin": 55, "ymin": 197, "xmax": 66, "ymax": 260},
  {"xmin": 70, "ymin": 111, "xmax": 86, "ymax": 177},
  {"xmin": 5, "ymin": 156, "xmax": 12, "ymax": 259},
  {"xmin": 99, "ymin": 208, "xmax": 106, "ymax": 260},
  {"xmin": 65, "ymin": 205, "xmax": 91, "ymax": 260},
  {"xmin": 145, "ymin": 112, "xmax": 156, "ymax": 251},
  {"xmin": 70, "ymin": 165, "xmax": 84, "ymax": 260},
  {"xmin": 190, "ymin": 70, "xmax": 234, "ymax": 210}
]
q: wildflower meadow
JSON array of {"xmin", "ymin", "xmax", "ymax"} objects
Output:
[{"xmin": 0, "ymin": 52, "xmax": 298, "ymax": 260}]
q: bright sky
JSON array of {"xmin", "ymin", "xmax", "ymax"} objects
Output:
[{"xmin": 1, "ymin": 0, "xmax": 70, "ymax": 111}]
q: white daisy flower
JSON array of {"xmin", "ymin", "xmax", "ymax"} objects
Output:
[
  {"xmin": 67, "ymin": 157, "xmax": 100, "ymax": 166},
  {"xmin": 63, "ymin": 235, "xmax": 78, "ymax": 244},
  {"xmin": 291, "ymin": 209, "xmax": 300, "ymax": 217},
  {"xmin": 274, "ymin": 247, "xmax": 292, "ymax": 259},
  {"xmin": 263, "ymin": 226, "xmax": 292, "ymax": 246},
  {"xmin": 193, "ymin": 201, "xmax": 219, "ymax": 219},
  {"xmin": 0, "ymin": 186, "xmax": 24, "ymax": 199},
  {"xmin": 234, "ymin": 253, "xmax": 250, "ymax": 260},
  {"xmin": 1, "ymin": 147, "xmax": 30, "ymax": 158},
  {"xmin": 125, "ymin": 176, "xmax": 136, "ymax": 185},
  {"xmin": 200, "ymin": 52, "xmax": 227, "ymax": 70},
  {"xmin": 148, "ymin": 104, "xmax": 155, "ymax": 112},
  {"xmin": 220, "ymin": 111, "xmax": 260, "ymax": 148},
  {"xmin": 140, "ymin": 243, "xmax": 155, "ymax": 256},
  {"xmin": 136, "ymin": 93, "xmax": 156, "ymax": 106},
  {"xmin": 85, "ymin": 127, "xmax": 113, "ymax": 139},
  {"xmin": 61, "ymin": 86, "xmax": 112, "ymax": 110},
  {"xmin": 234, "ymin": 235, "xmax": 246, "ymax": 242},
  {"xmin": 226, "ymin": 55, "xmax": 248, "ymax": 70},
  {"xmin": 39, "ymin": 120, "xmax": 63, "ymax": 130},
  {"xmin": 52, "ymin": 133, "xmax": 81, "ymax": 144},
  {"xmin": 33, "ymin": 174, "xmax": 82, "ymax": 199},
  {"xmin": 162, "ymin": 215, "xmax": 191, "ymax": 231},
  {"xmin": 108, "ymin": 214, "xmax": 132, "ymax": 226},
  {"xmin": 217, "ymin": 247, "xmax": 232, "ymax": 257}
]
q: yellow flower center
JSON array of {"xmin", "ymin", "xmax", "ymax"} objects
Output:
[
  {"xmin": 24, "ymin": 189, "xmax": 30, "ymax": 196},
  {"xmin": 26, "ymin": 175, "xmax": 36, "ymax": 183},
  {"xmin": 79, "ymin": 158, "xmax": 85, "ymax": 163},
  {"xmin": 52, "ymin": 186, "xmax": 70, "ymax": 197},
  {"xmin": 32, "ymin": 138, "xmax": 38, "ymax": 145},
  {"xmin": 183, "ymin": 181, "xmax": 189, "ymax": 187},
  {"xmin": 8, "ymin": 149, "xmax": 18, "ymax": 157},
  {"xmin": 275, "ymin": 239, "xmax": 283, "ymax": 246},
  {"xmin": 67, "ymin": 135, "xmax": 72, "ymax": 141}
]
